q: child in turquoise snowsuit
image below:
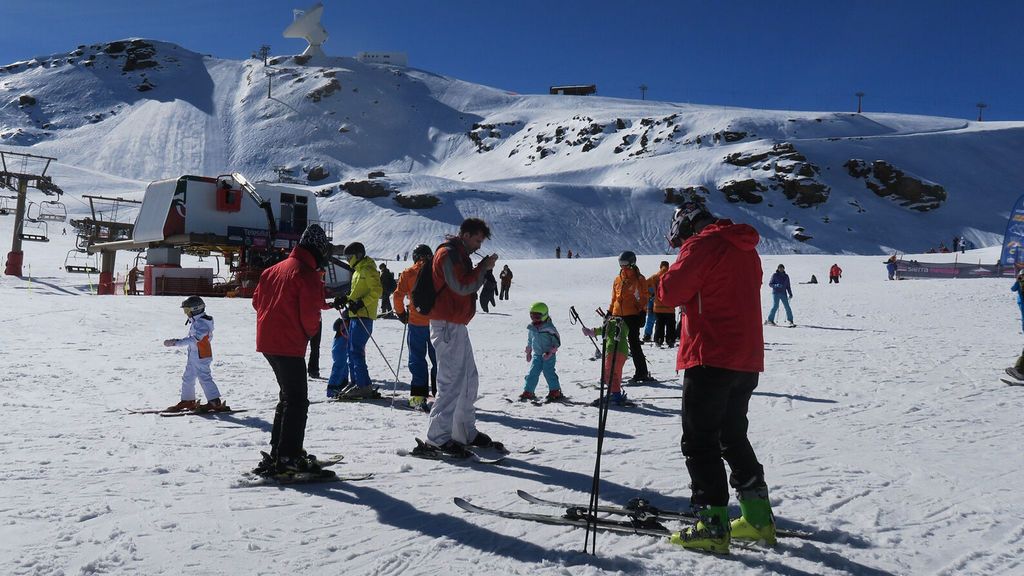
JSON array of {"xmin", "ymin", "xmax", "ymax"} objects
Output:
[{"xmin": 520, "ymin": 302, "xmax": 563, "ymax": 401}]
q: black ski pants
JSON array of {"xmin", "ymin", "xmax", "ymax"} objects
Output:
[
  {"xmin": 264, "ymin": 354, "xmax": 310, "ymax": 459},
  {"xmin": 653, "ymin": 312, "xmax": 676, "ymax": 347},
  {"xmin": 307, "ymin": 320, "xmax": 322, "ymax": 375},
  {"xmin": 622, "ymin": 314, "xmax": 649, "ymax": 379},
  {"xmin": 681, "ymin": 365, "xmax": 766, "ymax": 508},
  {"xmin": 499, "ymin": 283, "xmax": 510, "ymax": 300}
]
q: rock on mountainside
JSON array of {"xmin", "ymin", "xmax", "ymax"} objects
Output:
[{"xmin": 1, "ymin": 39, "xmax": 1023, "ymax": 257}]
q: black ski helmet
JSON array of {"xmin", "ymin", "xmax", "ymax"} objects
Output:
[
  {"xmin": 343, "ymin": 242, "xmax": 366, "ymax": 259},
  {"xmin": 412, "ymin": 244, "xmax": 432, "ymax": 262},
  {"xmin": 181, "ymin": 295, "xmax": 206, "ymax": 317},
  {"xmin": 618, "ymin": 250, "xmax": 636, "ymax": 267},
  {"xmin": 669, "ymin": 200, "xmax": 714, "ymax": 248}
]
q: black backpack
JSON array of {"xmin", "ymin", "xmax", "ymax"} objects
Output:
[{"xmin": 411, "ymin": 242, "xmax": 448, "ymax": 315}]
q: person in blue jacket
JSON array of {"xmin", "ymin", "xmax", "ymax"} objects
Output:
[
  {"xmin": 518, "ymin": 302, "xmax": 564, "ymax": 402},
  {"xmin": 1011, "ymin": 270, "xmax": 1024, "ymax": 333},
  {"xmin": 766, "ymin": 264, "xmax": 794, "ymax": 326}
]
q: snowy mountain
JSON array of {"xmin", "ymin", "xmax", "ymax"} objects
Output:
[{"xmin": 2, "ymin": 38, "xmax": 1023, "ymax": 258}]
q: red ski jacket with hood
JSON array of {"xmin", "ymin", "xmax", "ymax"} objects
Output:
[
  {"xmin": 252, "ymin": 246, "xmax": 325, "ymax": 357},
  {"xmin": 656, "ymin": 219, "xmax": 764, "ymax": 373}
]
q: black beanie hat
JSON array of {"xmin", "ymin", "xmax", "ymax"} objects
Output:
[{"xmin": 299, "ymin": 224, "xmax": 331, "ymax": 265}]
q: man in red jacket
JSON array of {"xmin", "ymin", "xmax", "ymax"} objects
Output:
[
  {"xmin": 251, "ymin": 224, "xmax": 333, "ymax": 477},
  {"xmin": 656, "ymin": 201, "xmax": 775, "ymax": 554},
  {"xmin": 412, "ymin": 218, "xmax": 499, "ymax": 457}
]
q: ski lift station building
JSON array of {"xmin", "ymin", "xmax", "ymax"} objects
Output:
[{"xmin": 90, "ymin": 174, "xmax": 331, "ymax": 297}]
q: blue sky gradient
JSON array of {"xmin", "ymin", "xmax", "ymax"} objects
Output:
[{"xmin": 3, "ymin": 0, "xmax": 1021, "ymax": 120}]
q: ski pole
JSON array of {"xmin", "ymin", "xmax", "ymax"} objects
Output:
[
  {"xmin": 585, "ymin": 317, "xmax": 618, "ymax": 554},
  {"xmin": 569, "ymin": 306, "xmax": 601, "ymax": 358}
]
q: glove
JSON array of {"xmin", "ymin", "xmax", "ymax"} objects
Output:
[
  {"xmin": 525, "ymin": 346, "xmax": 532, "ymax": 362},
  {"xmin": 397, "ymin": 310, "xmax": 409, "ymax": 324},
  {"xmin": 582, "ymin": 326, "xmax": 596, "ymax": 339},
  {"xmin": 542, "ymin": 347, "xmax": 558, "ymax": 360},
  {"xmin": 163, "ymin": 339, "xmax": 176, "ymax": 347},
  {"xmin": 331, "ymin": 296, "xmax": 345, "ymax": 310},
  {"xmin": 347, "ymin": 299, "xmax": 364, "ymax": 313}
]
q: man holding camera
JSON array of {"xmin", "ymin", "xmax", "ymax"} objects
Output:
[{"xmin": 414, "ymin": 218, "xmax": 500, "ymax": 456}]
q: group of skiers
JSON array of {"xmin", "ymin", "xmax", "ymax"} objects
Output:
[{"xmin": 160, "ymin": 203, "xmax": 781, "ymax": 555}]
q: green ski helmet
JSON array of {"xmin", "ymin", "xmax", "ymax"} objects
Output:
[{"xmin": 529, "ymin": 302, "xmax": 549, "ymax": 321}]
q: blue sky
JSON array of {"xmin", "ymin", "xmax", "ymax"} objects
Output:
[{"xmin": 3, "ymin": 0, "xmax": 1022, "ymax": 120}]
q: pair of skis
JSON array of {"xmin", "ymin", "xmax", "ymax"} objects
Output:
[
  {"xmin": 127, "ymin": 407, "xmax": 247, "ymax": 417},
  {"xmin": 455, "ymin": 490, "xmax": 816, "ymax": 540}
]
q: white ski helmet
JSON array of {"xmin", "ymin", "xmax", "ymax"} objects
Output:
[{"xmin": 181, "ymin": 296, "xmax": 206, "ymax": 317}]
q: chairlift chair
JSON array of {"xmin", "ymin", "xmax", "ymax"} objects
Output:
[
  {"xmin": 19, "ymin": 219, "xmax": 48, "ymax": 242},
  {"xmin": 0, "ymin": 195, "xmax": 15, "ymax": 215},
  {"xmin": 63, "ymin": 249, "xmax": 99, "ymax": 274},
  {"xmin": 36, "ymin": 200, "xmax": 67, "ymax": 222}
]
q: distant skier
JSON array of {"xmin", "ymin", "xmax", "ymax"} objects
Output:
[
  {"xmin": 379, "ymin": 263, "xmax": 396, "ymax": 316},
  {"xmin": 766, "ymin": 264, "xmax": 794, "ymax": 327},
  {"xmin": 518, "ymin": 302, "xmax": 563, "ymax": 402},
  {"xmin": 163, "ymin": 296, "xmax": 227, "ymax": 413},
  {"xmin": 480, "ymin": 269, "xmax": 498, "ymax": 313},
  {"xmin": 829, "ymin": 263, "xmax": 842, "ymax": 284},
  {"xmin": 567, "ymin": 249, "xmax": 573, "ymax": 259},
  {"xmin": 885, "ymin": 254, "xmax": 898, "ymax": 280},
  {"xmin": 499, "ymin": 265, "xmax": 513, "ymax": 300},
  {"xmin": 556, "ymin": 246, "xmax": 561, "ymax": 259}
]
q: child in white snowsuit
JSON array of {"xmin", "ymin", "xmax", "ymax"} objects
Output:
[
  {"xmin": 519, "ymin": 302, "xmax": 563, "ymax": 401},
  {"xmin": 163, "ymin": 296, "xmax": 226, "ymax": 412}
]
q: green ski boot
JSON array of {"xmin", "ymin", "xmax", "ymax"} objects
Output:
[
  {"xmin": 730, "ymin": 487, "xmax": 777, "ymax": 545},
  {"xmin": 669, "ymin": 505, "xmax": 730, "ymax": 554}
]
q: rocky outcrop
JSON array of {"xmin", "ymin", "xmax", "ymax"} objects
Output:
[
  {"xmin": 394, "ymin": 193, "xmax": 440, "ymax": 209},
  {"xmin": 664, "ymin": 185, "xmax": 710, "ymax": 204},
  {"xmin": 343, "ymin": 180, "xmax": 393, "ymax": 198},
  {"xmin": 719, "ymin": 179, "xmax": 766, "ymax": 204},
  {"xmin": 17, "ymin": 95, "xmax": 35, "ymax": 106},
  {"xmin": 845, "ymin": 159, "xmax": 946, "ymax": 211},
  {"xmin": 468, "ymin": 121, "xmax": 520, "ymax": 153},
  {"xmin": 773, "ymin": 177, "xmax": 829, "ymax": 208},
  {"xmin": 307, "ymin": 166, "xmax": 330, "ymax": 182},
  {"xmin": 721, "ymin": 142, "xmax": 829, "ymax": 207},
  {"xmin": 306, "ymin": 79, "xmax": 341, "ymax": 102}
]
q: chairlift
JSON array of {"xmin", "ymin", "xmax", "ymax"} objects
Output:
[
  {"xmin": 19, "ymin": 219, "xmax": 48, "ymax": 242},
  {"xmin": 36, "ymin": 200, "xmax": 67, "ymax": 222},
  {"xmin": 0, "ymin": 195, "xmax": 15, "ymax": 215},
  {"xmin": 63, "ymin": 249, "xmax": 99, "ymax": 274}
]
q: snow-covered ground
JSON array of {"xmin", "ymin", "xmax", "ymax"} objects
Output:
[{"xmin": 2, "ymin": 195, "xmax": 1022, "ymax": 574}]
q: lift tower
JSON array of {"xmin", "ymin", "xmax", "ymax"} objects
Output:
[{"xmin": 1, "ymin": 150, "xmax": 63, "ymax": 276}]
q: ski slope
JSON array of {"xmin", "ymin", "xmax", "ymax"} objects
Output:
[{"xmin": 1, "ymin": 199, "xmax": 1021, "ymax": 574}]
